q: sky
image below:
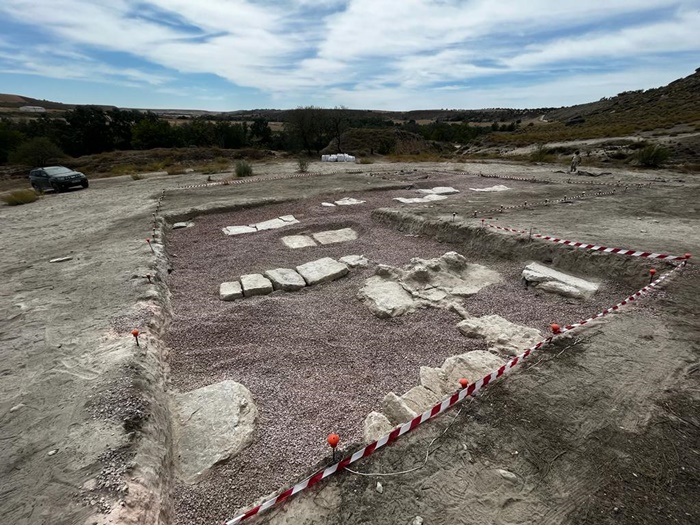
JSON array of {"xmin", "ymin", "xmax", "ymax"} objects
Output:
[{"xmin": 0, "ymin": 0, "xmax": 698, "ymax": 111}]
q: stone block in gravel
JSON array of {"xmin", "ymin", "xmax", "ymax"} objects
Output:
[
  {"xmin": 312, "ymin": 227, "xmax": 358, "ymax": 245},
  {"xmin": 296, "ymin": 258, "xmax": 349, "ymax": 286},
  {"xmin": 393, "ymin": 194, "xmax": 449, "ymax": 204},
  {"xmin": 441, "ymin": 350, "xmax": 505, "ymax": 385},
  {"xmin": 281, "ymin": 235, "xmax": 317, "ymax": 249},
  {"xmin": 419, "ymin": 366, "xmax": 454, "ymax": 397},
  {"xmin": 363, "ymin": 411, "xmax": 393, "ymax": 443},
  {"xmin": 254, "ymin": 217, "xmax": 296, "ymax": 231},
  {"xmin": 358, "ymin": 276, "xmax": 416, "ymax": 318},
  {"xmin": 522, "ymin": 262, "xmax": 599, "ymax": 299},
  {"xmin": 457, "ymin": 314, "xmax": 542, "ymax": 356},
  {"xmin": 401, "ymin": 385, "xmax": 441, "ymax": 414},
  {"xmin": 335, "ymin": 197, "xmax": 365, "ymax": 205},
  {"xmin": 279, "ymin": 215, "xmax": 297, "ymax": 223},
  {"xmin": 240, "ymin": 274, "xmax": 274, "ymax": 297},
  {"xmin": 264, "ymin": 268, "xmax": 306, "ymax": 292},
  {"xmin": 417, "ymin": 186, "xmax": 459, "ymax": 195},
  {"xmin": 219, "ymin": 281, "xmax": 243, "ymax": 301},
  {"xmin": 340, "ymin": 255, "xmax": 369, "ymax": 268},
  {"xmin": 222, "ymin": 225, "xmax": 257, "ymax": 236},
  {"xmin": 321, "ymin": 202, "xmax": 336, "ymax": 207},
  {"xmin": 174, "ymin": 380, "xmax": 257, "ymax": 483},
  {"xmin": 173, "ymin": 221, "xmax": 192, "ymax": 229},
  {"xmin": 381, "ymin": 392, "xmax": 418, "ymax": 425}
]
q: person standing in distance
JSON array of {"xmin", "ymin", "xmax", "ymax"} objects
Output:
[{"xmin": 570, "ymin": 150, "xmax": 582, "ymax": 173}]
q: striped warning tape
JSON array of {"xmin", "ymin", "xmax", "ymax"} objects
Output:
[
  {"xmin": 484, "ymin": 222, "xmax": 690, "ymax": 261},
  {"xmin": 222, "ymin": 262, "xmax": 686, "ymax": 524},
  {"xmin": 477, "ymin": 172, "xmax": 650, "ymax": 188},
  {"xmin": 171, "ymin": 171, "xmax": 321, "ymax": 191}
]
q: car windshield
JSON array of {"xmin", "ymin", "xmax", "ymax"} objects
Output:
[{"xmin": 44, "ymin": 167, "xmax": 73, "ymax": 175}]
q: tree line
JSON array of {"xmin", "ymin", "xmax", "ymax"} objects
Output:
[{"xmin": 0, "ymin": 105, "xmax": 512, "ymax": 166}]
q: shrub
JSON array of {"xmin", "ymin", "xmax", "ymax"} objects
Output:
[
  {"xmin": 529, "ymin": 144, "xmax": 554, "ymax": 162},
  {"xmin": 235, "ymin": 160, "xmax": 253, "ymax": 177},
  {"xmin": 131, "ymin": 173, "xmax": 144, "ymax": 180},
  {"xmin": 1, "ymin": 189, "xmax": 40, "ymax": 206},
  {"xmin": 9, "ymin": 137, "xmax": 65, "ymax": 167},
  {"xmin": 636, "ymin": 144, "xmax": 671, "ymax": 167},
  {"xmin": 357, "ymin": 158, "xmax": 374, "ymax": 164},
  {"xmin": 297, "ymin": 157, "xmax": 309, "ymax": 173}
]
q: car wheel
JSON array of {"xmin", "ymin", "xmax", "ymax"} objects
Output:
[
  {"xmin": 81, "ymin": 180, "xmax": 89, "ymax": 189},
  {"xmin": 51, "ymin": 181, "xmax": 63, "ymax": 193}
]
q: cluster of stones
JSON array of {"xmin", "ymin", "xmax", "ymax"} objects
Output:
[
  {"xmin": 219, "ymin": 255, "xmax": 368, "ymax": 301},
  {"xmin": 281, "ymin": 227, "xmax": 358, "ymax": 249},
  {"xmin": 222, "ymin": 215, "xmax": 299, "ymax": 236},
  {"xmin": 393, "ymin": 186, "xmax": 459, "ymax": 204}
]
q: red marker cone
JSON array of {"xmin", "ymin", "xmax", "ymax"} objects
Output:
[
  {"xmin": 131, "ymin": 329, "xmax": 140, "ymax": 346},
  {"xmin": 649, "ymin": 268, "xmax": 657, "ymax": 283},
  {"xmin": 459, "ymin": 378, "xmax": 469, "ymax": 389},
  {"xmin": 551, "ymin": 323, "xmax": 561, "ymax": 334},
  {"xmin": 327, "ymin": 433, "xmax": 340, "ymax": 461}
]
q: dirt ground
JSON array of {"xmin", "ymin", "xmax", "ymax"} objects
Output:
[{"xmin": 1, "ymin": 159, "xmax": 698, "ymax": 525}]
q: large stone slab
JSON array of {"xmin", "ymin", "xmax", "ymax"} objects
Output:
[
  {"xmin": 470, "ymin": 185, "xmax": 510, "ymax": 192},
  {"xmin": 401, "ymin": 385, "xmax": 441, "ymax": 414},
  {"xmin": 363, "ymin": 411, "xmax": 393, "ymax": 443},
  {"xmin": 174, "ymin": 380, "xmax": 257, "ymax": 482},
  {"xmin": 522, "ymin": 262, "xmax": 599, "ymax": 299},
  {"xmin": 441, "ymin": 350, "xmax": 506, "ymax": 385},
  {"xmin": 220, "ymin": 281, "xmax": 243, "ymax": 301},
  {"xmin": 457, "ymin": 315, "xmax": 542, "ymax": 356},
  {"xmin": 296, "ymin": 257, "xmax": 349, "ymax": 285},
  {"xmin": 340, "ymin": 255, "xmax": 369, "ymax": 268},
  {"xmin": 264, "ymin": 268, "xmax": 306, "ymax": 292},
  {"xmin": 240, "ymin": 274, "xmax": 273, "ymax": 297},
  {"xmin": 358, "ymin": 276, "xmax": 416, "ymax": 318},
  {"xmin": 417, "ymin": 186, "xmax": 459, "ymax": 195},
  {"xmin": 223, "ymin": 225, "xmax": 257, "ymax": 236},
  {"xmin": 393, "ymin": 194, "xmax": 449, "ymax": 204},
  {"xmin": 254, "ymin": 218, "xmax": 290, "ymax": 231},
  {"xmin": 420, "ymin": 366, "xmax": 454, "ymax": 397},
  {"xmin": 312, "ymin": 228, "xmax": 358, "ymax": 245},
  {"xmin": 281, "ymin": 235, "xmax": 317, "ymax": 249},
  {"xmin": 335, "ymin": 197, "xmax": 365, "ymax": 205},
  {"xmin": 381, "ymin": 392, "xmax": 418, "ymax": 425}
]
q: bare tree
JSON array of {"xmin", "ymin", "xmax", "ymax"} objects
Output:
[{"xmin": 328, "ymin": 106, "xmax": 350, "ymax": 153}]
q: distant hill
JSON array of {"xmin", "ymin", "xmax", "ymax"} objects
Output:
[{"xmin": 0, "ymin": 94, "xmax": 75, "ymax": 110}]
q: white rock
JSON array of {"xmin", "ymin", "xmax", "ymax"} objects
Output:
[
  {"xmin": 410, "ymin": 517, "xmax": 424, "ymax": 525},
  {"xmin": 49, "ymin": 256, "xmax": 72, "ymax": 263},
  {"xmin": 401, "ymin": 386, "xmax": 441, "ymax": 414},
  {"xmin": 254, "ymin": 218, "xmax": 293, "ymax": 231},
  {"xmin": 419, "ymin": 366, "xmax": 454, "ymax": 397},
  {"xmin": 335, "ymin": 197, "xmax": 365, "ymax": 205},
  {"xmin": 522, "ymin": 262, "xmax": 599, "ymax": 299},
  {"xmin": 457, "ymin": 315, "xmax": 542, "ymax": 356},
  {"xmin": 240, "ymin": 274, "xmax": 273, "ymax": 297},
  {"xmin": 222, "ymin": 225, "xmax": 257, "ymax": 236},
  {"xmin": 321, "ymin": 202, "xmax": 336, "ymax": 207},
  {"xmin": 220, "ymin": 281, "xmax": 243, "ymax": 301},
  {"xmin": 498, "ymin": 469, "xmax": 518, "ymax": 482},
  {"xmin": 441, "ymin": 350, "xmax": 506, "ymax": 385},
  {"xmin": 312, "ymin": 227, "xmax": 358, "ymax": 245},
  {"xmin": 172, "ymin": 222, "xmax": 191, "ymax": 229},
  {"xmin": 47, "ymin": 449, "xmax": 58, "ymax": 456},
  {"xmin": 358, "ymin": 276, "xmax": 416, "ymax": 318},
  {"xmin": 393, "ymin": 195, "xmax": 449, "ymax": 204},
  {"xmin": 381, "ymin": 392, "xmax": 418, "ymax": 425},
  {"xmin": 376, "ymin": 482, "xmax": 384, "ymax": 494},
  {"xmin": 278, "ymin": 215, "xmax": 297, "ymax": 223},
  {"xmin": 363, "ymin": 411, "xmax": 393, "ymax": 443},
  {"xmin": 264, "ymin": 268, "xmax": 306, "ymax": 292},
  {"xmin": 431, "ymin": 186, "xmax": 460, "ymax": 195},
  {"xmin": 281, "ymin": 235, "xmax": 317, "ymax": 249},
  {"xmin": 296, "ymin": 258, "xmax": 349, "ymax": 285},
  {"xmin": 174, "ymin": 380, "xmax": 257, "ymax": 482},
  {"xmin": 339, "ymin": 255, "xmax": 369, "ymax": 268},
  {"xmin": 470, "ymin": 185, "xmax": 511, "ymax": 192}
]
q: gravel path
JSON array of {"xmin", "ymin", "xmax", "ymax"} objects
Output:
[{"xmin": 166, "ymin": 184, "xmax": 633, "ymax": 524}]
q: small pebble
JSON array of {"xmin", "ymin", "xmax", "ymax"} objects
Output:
[
  {"xmin": 376, "ymin": 481, "xmax": 383, "ymax": 494},
  {"xmin": 48, "ymin": 449, "xmax": 58, "ymax": 456}
]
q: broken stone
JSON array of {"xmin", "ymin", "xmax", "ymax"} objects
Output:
[
  {"xmin": 296, "ymin": 258, "xmax": 349, "ymax": 285},
  {"xmin": 376, "ymin": 482, "xmax": 383, "ymax": 494},
  {"xmin": 498, "ymin": 469, "xmax": 518, "ymax": 482},
  {"xmin": 9, "ymin": 403, "xmax": 25, "ymax": 413},
  {"xmin": 410, "ymin": 517, "xmax": 424, "ymax": 525},
  {"xmin": 358, "ymin": 276, "xmax": 416, "ymax": 318},
  {"xmin": 393, "ymin": 195, "xmax": 449, "ymax": 204},
  {"xmin": 253, "ymin": 218, "xmax": 292, "ymax": 231},
  {"xmin": 264, "ymin": 268, "xmax": 306, "ymax": 292},
  {"xmin": 441, "ymin": 350, "xmax": 506, "ymax": 385},
  {"xmin": 312, "ymin": 227, "xmax": 358, "ymax": 245},
  {"xmin": 278, "ymin": 215, "xmax": 297, "ymax": 223},
  {"xmin": 522, "ymin": 262, "xmax": 599, "ymax": 299},
  {"xmin": 419, "ymin": 366, "xmax": 454, "ymax": 397},
  {"xmin": 172, "ymin": 222, "xmax": 191, "ymax": 229},
  {"xmin": 418, "ymin": 186, "xmax": 459, "ymax": 195},
  {"xmin": 457, "ymin": 315, "xmax": 542, "ymax": 356},
  {"xmin": 381, "ymin": 392, "xmax": 418, "ymax": 425},
  {"xmin": 174, "ymin": 380, "xmax": 257, "ymax": 482},
  {"xmin": 401, "ymin": 386, "xmax": 441, "ymax": 414},
  {"xmin": 281, "ymin": 235, "xmax": 317, "ymax": 249},
  {"xmin": 222, "ymin": 225, "xmax": 257, "ymax": 236},
  {"xmin": 321, "ymin": 202, "xmax": 336, "ymax": 207},
  {"xmin": 240, "ymin": 274, "xmax": 273, "ymax": 297},
  {"xmin": 335, "ymin": 197, "xmax": 365, "ymax": 205},
  {"xmin": 470, "ymin": 185, "xmax": 510, "ymax": 192},
  {"xmin": 339, "ymin": 255, "xmax": 369, "ymax": 268},
  {"xmin": 219, "ymin": 281, "xmax": 244, "ymax": 301},
  {"xmin": 49, "ymin": 256, "xmax": 72, "ymax": 263},
  {"xmin": 363, "ymin": 411, "xmax": 393, "ymax": 443},
  {"xmin": 47, "ymin": 449, "xmax": 58, "ymax": 456}
]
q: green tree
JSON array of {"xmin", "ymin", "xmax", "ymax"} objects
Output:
[
  {"xmin": 0, "ymin": 119, "xmax": 24, "ymax": 163},
  {"xmin": 132, "ymin": 119, "xmax": 176, "ymax": 149},
  {"xmin": 9, "ymin": 137, "xmax": 65, "ymax": 166},
  {"xmin": 64, "ymin": 106, "xmax": 113, "ymax": 156}
]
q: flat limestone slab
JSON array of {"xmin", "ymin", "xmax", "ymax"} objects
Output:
[
  {"xmin": 174, "ymin": 380, "xmax": 257, "ymax": 483},
  {"xmin": 417, "ymin": 186, "xmax": 459, "ymax": 195},
  {"xmin": 457, "ymin": 314, "xmax": 542, "ymax": 356},
  {"xmin": 363, "ymin": 411, "xmax": 393, "ymax": 443},
  {"xmin": 321, "ymin": 202, "xmax": 336, "ymax": 207},
  {"xmin": 401, "ymin": 385, "xmax": 441, "ymax": 414},
  {"xmin": 296, "ymin": 257, "xmax": 349, "ymax": 285},
  {"xmin": 522, "ymin": 262, "xmax": 599, "ymax": 299},
  {"xmin": 335, "ymin": 197, "xmax": 365, "ymax": 205},
  {"xmin": 340, "ymin": 255, "xmax": 369, "ymax": 268},
  {"xmin": 312, "ymin": 228, "xmax": 358, "ymax": 245},
  {"xmin": 358, "ymin": 276, "xmax": 415, "ymax": 318},
  {"xmin": 264, "ymin": 268, "xmax": 306, "ymax": 291},
  {"xmin": 393, "ymin": 195, "xmax": 448, "ymax": 204},
  {"xmin": 240, "ymin": 274, "xmax": 274, "ymax": 297},
  {"xmin": 470, "ymin": 185, "xmax": 510, "ymax": 192},
  {"xmin": 381, "ymin": 392, "xmax": 417, "ymax": 425},
  {"xmin": 281, "ymin": 235, "xmax": 317, "ymax": 249},
  {"xmin": 441, "ymin": 350, "xmax": 506, "ymax": 385},
  {"xmin": 254, "ymin": 218, "xmax": 291, "ymax": 231},
  {"xmin": 223, "ymin": 225, "xmax": 257, "ymax": 236},
  {"xmin": 220, "ymin": 281, "xmax": 243, "ymax": 301}
]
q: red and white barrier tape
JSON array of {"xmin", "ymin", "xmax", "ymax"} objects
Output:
[
  {"xmin": 172, "ymin": 171, "xmax": 321, "ymax": 191},
  {"xmin": 223, "ymin": 262, "xmax": 687, "ymax": 524},
  {"xmin": 477, "ymin": 172, "xmax": 650, "ymax": 188},
  {"xmin": 484, "ymin": 222, "xmax": 690, "ymax": 261}
]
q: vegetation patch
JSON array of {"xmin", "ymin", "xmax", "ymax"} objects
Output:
[{"xmin": 1, "ymin": 188, "xmax": 40, "ymax": 206}]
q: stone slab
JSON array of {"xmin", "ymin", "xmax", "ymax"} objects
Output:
[
  {"xmin": 522, "ymin": 262, "xmax": 599, "ymax": 299},
  {"xmin": 358, "ymin": 276, "xmax": 415, "ymax": 318},
  {"xmin": 174, "ymin": 380, "xmax": 257, "ymax": 483},
  {"xmin": 253, "ymin": 218, "xmax": 289, "ymax": 231},
  {"xmin": 223, "ymin": 225, "xmax": 257, "ymax": 236},
  {"xmin": 321, "ymin": 202, "xmax": 336, "ymax": 207},
  {"xmin": 173, "ymin": 221, "xmax": 192, "ymax": 229},
  {"xmin": 281, "ymin": 235, "xmax": 317, "ymax": 249},
  {"xmin": 470, "ymin": 185, "xmax": 510, "ymax": 192},
  {"xmin": 264, "ymin": 268, "xmax": 306, "ymax": 292},
  {"xmin": 296, "ymin": 258, "xmax": 349, "ymax": 285},
  {"xmin": 441, "ymin": 350, "xmax": 506, "ymax": 385},
  {"xmin": 457, "ymin": 314, "xmax": 542, "ymax": 356},
  {"xmin": 220, "ymin": 281, "xmax": 243, "ymax": 301},
  {"xmin": 420, "ymin": 366, "xmax": 454, "ymax": 397},
  {"xmin": 335, "ymin": 197, "xmax": 365, "ymax": 205},
  {"xmin": 312, "ymin": 227, "xmax": 358, "ymax": 245},
  {"xmin": 339, "ymin": 255, "xmax": 369, "ymax": 268},
  {"xmin": 240, "ymin": 274, "xmax": 274, "ymax": 297},
  {"xmin": 363, "ymin": 411, "xmax": 393, "ymax": 443},
  {"xmin": 393, "ymin": 195, "xmax": 448, "ymax": 204},
  {"xmin": 279, "ymin": 215, "xmax": 297, "ymax": 223},
  {"xmin": 418, "ymin": 187, "xmax": 459, "ymax": 195},
  {"xmin": 401, "ymin": 386, "xmax": 441, "ymax": 414},
  {"xmin": 381, "ymin": 392, "xmax": 418, "ymax": 425}
]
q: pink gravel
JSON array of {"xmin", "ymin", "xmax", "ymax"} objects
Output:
[{"xmin": 165, "ymin": 187, "xmax": 633, "ymax": 524}]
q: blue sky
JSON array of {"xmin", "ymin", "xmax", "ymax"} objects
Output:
[{"xmin": 0, "ymin": 0, "xmax": 697, "ymax": 111}]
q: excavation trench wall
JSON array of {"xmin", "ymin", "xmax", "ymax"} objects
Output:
[{"xmin": 372, "ymin": 208, "xmax": 672, "ymax": 287}]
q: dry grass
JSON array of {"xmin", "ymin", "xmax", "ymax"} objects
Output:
[{"xmin": 1, "ymin": 188, "xmax": 40, "ymax": 206}]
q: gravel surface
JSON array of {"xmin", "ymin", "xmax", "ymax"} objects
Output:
[{"xmin": 165, "ymin": 184, "xmax": 635, "ymax": 524}]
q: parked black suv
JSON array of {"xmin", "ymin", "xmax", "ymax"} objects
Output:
[{"xmin": 29, "ymin": 166, "xmax": 89, "ymax": 192}]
